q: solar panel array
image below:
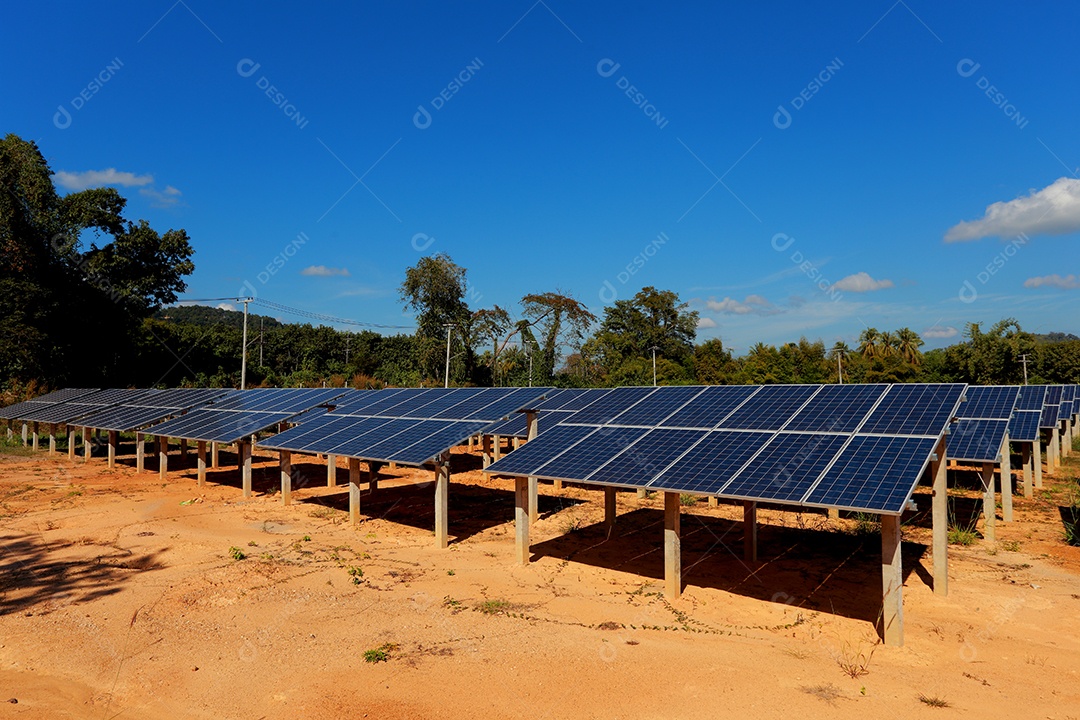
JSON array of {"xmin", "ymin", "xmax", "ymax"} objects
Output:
[
  {"xmin": 1060, "ymin": 385, "xmax": 1076, "ymax": 420},
  {"xmin": 1039, "ymin": 385, "xmax": 1063, "ymax": 428},
  {"xmin": 479, "ymin": 389, "xmax": 608, "ymax": 438},
  {"xmin": 144, "ymin": 388, "xmax": 348, "ymax": 444},
  {"xmin": 486, "ymin": 383, "xmax": 966, "ymax": 515},
  {"xmin": 1008, "ymin": 385, "xmax": 1046, "ymax": 442},
  {"xmin": 10, "ymin": 389, "xmax": 159, "ymax": 424},
  {"xmin": 947, "ymin": 385, "xmax": 1019, "ymax": 462},
  {"xmin": 257, "ymin": 387, "xmax": 552, "ymax": 466},
  {"xmin": 0, "ymin": 388, "xmax": 101, "ymax": 420},
  {"xmin": 75, "ymin": 388, "xmax": 236, "ymax": 432}
]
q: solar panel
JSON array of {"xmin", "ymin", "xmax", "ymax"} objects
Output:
[
  {"xmin": 783, "ymin": 384, "xmax": 888, "ymax": 433},
  {"xmin": 559, "ymin": 387, "xmax": 657, "ymax": 425},
  {"xmin": 649, "ymin": 430, "xmax": 773, "ymax": 494},
  {"xmin": 207, "ymin": 387, "xmax": 345, "ymax": 413},
  {"xmin": 716, "ymin": 384, "xmax": 820, "ymax": 431},
  {"xmin": 531, "ymin": 427, "xmax": 649, "ymax": 481},
  {"xmin": 257, "ymin": 414, "xmax": 363, "ymax": 451},
  {"xmin": 1045, "ymin": 385, "xmax": 1063, "ymax": 405},
  {"xmin": 587, "ymin": 429, "xmax": 708, "ymax": 488},
  {"xmin": 462, "ymin": 387, "xmax": 552, "ymax": 422},
  {"xmin": 859, "ymin": 384, "xmax": 965, "ymax": 436},
  {"xmin": 533, "ymin": 389, "xmax": 585, "ymax": 410},
  {"xmin": 12, "ymin": 388, "xmax": 155, "ymax": 424},
  {"xmin": 803, "ymin": 435, "xmax": 938, "ymax": 514},
  {"xmin": 403, "ymin": 388, "xmax": 479, "ymax": 417},
  {"xmin": 554, "ymin": 388, "xmax": 612, "ymax": 412},
  {"xmin": 718, "ymin": 432, "xmax": 848, "ymax": 503},
  {"xmin": 1007, "ymin": 411, "xmax": 1042, "ymax": 442},
  {"xmin": 1040, "ymin": 404, "xmax": 1059, "ymax": 429},
  {"xmin": 480, "ymin": 410, "xmax": 573, "ymax": 438},
  {"xmin": 661, "ymin": 385, "xmax": 759, "ymax": 429},
  {"xmin": 959, "ymin": 386, "xmax": 1020, "ymax": 420},
  {"xmin": 481, "ymin": 424, "xmax": 599, "ymax": 477},
  {"xmin": 146, "ymin": 409, "xmax": 287, "ymax": 444},
  {"xmin": 316, "ymin": 417, "xmax": 410, "ymax": 456},
  {"xmin": 330, "ymin": 388, "xmax": 410, "ymax": 415},
  {"xmin": 607, "ymin": 386, "xmax": 706, "ymax": 427},
  {"xmin": 947, "ymin": 419, "xmax": 1008, "ymax": 462},
  {"xmin": 370, "ymin": 420, "xmax": 491, "ymax": 465},
  {"xmin": 0, "ymin": 401, "xmax": 51, "ymax": 421},
  {"xmin": 341, "ymin": 388, "xmax": 432, "ymax": 416},
  {"xmin": 1016, "ymin": 385, "xmax": 1047, "ymax": 411}
]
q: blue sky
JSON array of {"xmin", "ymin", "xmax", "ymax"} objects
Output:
[{"xmin": 5, "ymin": 1, "xmax": 1079, "ymax": 353}]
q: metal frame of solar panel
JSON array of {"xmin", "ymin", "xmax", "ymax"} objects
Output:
[
  {"xmin": 946, "ymin": 385, "xmax": 1019, "ymax": 463},
  {"xmin": 258, "ymin": 387, "xmax": 552, "ymax": 467},
  {"xmin": 486, "ymin": 383, "xmax": 966, "ymax": 515},
  {"xmin": 143, "ymin": 388, "xmax": 347, "ymax": 444}
]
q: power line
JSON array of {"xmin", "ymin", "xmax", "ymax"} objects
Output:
[{"xmin": 172, "ymin": 296, "xmax": 415, "ymax": 330}]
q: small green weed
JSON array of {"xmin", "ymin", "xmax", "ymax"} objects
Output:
[
  {"xmin": 679, "ymin": 493, "xmax": 698, "ymax": 507},
  {"xmin": 363, "ymin": 643, "xmax": 398, "ymax": 663},
  {"xmin": 917, "ymin": 694, "xmax": 950, "ymax": 708},
  {"xmin": 476, "ymin": 598, "xmax": 512, "ymax": 615},
  {"xmin": 347, "ymin": 566, "xmax": 364, "ymax": 584},
  {"xmin": 229, "ymin": 546, "xmax": 246, "ymax": 561}
]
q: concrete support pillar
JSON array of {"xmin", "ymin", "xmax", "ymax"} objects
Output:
[
  {"xmin": 880, "ymin": 514, "xmax": 904, "ymax": 647},
  {"xmin": 211, "ymin": 442, "xmax": 219, "ymax": 469},
  {"xmin": 930, "ymin": 438, "xmax": 948, "ymax": 596},
  {"xmin": 158, "ymin": 436, "xmax": 168, "ymax": 480},
  {"xmin": 369, "ymin": 463, "xmax": 379, "ymax": 493},
  {"xmin": 743, "ymin": 501, "xmax": 758, "ymax": 562},
  {"xmin": 434, "ymin": 460, "xmax": 450, "ymax": 549},
  {"xmin": 21, "ymin": 422, "xmax": 28, "ymax": 446},
  {"xmin": 179, "ymin": 439, "xmax": 188, "ymax": 465},
  {"xmin": 604, "ymin": 486, "xmax": 617, "ymax": 529},
  {"xmin": 280, "ymin": 450, "xmax": 292, "ymax": 505},
  {"xmin": 82, "ymin": 427, "xmax": 90, "ymax": 462},
  {"xmin": 1033, "ymin": 437, "xmax": 1043, "ymax": 489},
  {"xmin": 32, "ymin": 422, "xmax": 39, "ymax": 451},
  {"xmin": 525, "ymin": 411, "xmax": 538, "ymax": 523},
  {"xmin": 136, "ymin": 434, "xmax": 145, "ymax": 472},
  {"xmin": 327, "ymin": 454, "xmax": 337, "ymax": 487},
  {"xmin": 48, "ymin": 426, "xmax": 56, "ymax": 455},
  {"xmin": 664, "ymin": 491, "xmax": 681, "ymax": 600},
  {"xmin": 1000, "ymin": 434, "xmax": 1013, "ymax": 523},
  {"xmin": 240, "ymin": 440, "xmax": 252, "ymax": 498},
  {"xmin": 707, "ymin": 496, "xmax": 718, "ymax": 508},
  {"xmin": 1061, "ymin": 422, "xmax": 1071, "ymax": 459},
  {"xmin": 1021, "ymin": 443, "xmax": 1033, "ymax": 499},
  {"xmin": 981, "ymin": 461, "xmax": 996, "ymax": 543},
  {"xmin": 553, "ymin": 479, "xmax": 563, "ymax": 491},
  {"xmin": 1048, "ymin": 428, "xmax": 1060, "ymax": 472},
  {"xmin": 513, "ymin": 437, "xmax": 521, "ymax": 450},
  {"xmin": 349, "ymin": 458, "xmax": 362, "ymax": 525},
  {"xmin": 493, "ymin": 435, "xmax": 502, "ymax": 463},
  {"xmin": 197, "ymin": 441, "xmax": 207, "ymax": 486},
  {"xmin": 107, "ymin": 430, "xmax": 117, "ymax": 469},
  {"xmin": 637, "ymin": 488, "xmax": 646, "ymax": 499},
  {"xmin": 482, "ymin": 435, "xmax": 492, "ymax": 468},
  {"xmin": 515, "ymin": 475, "xmax": 530, "ymax": 565},
  {"xmin": 67, "ymin": 427, "xmax": 75, "ymax": 460}
]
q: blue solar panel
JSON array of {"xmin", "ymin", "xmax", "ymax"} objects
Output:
[
  {"xmin": 483, "ymin": 424, "xmax": 599, "ymax": 476},
  {"xmin": 148, "ymin": 409, "xmax": 286, "ymax": 444},
  {"xmin": 804, "ymin": 435, "xmax": 938, "ymax": 514},
  {"xmin": 587, "ymin": 429, "xmax": 708, "ymax": 488},
  {"xmin": 534, "ymin": 389, "xmax": 584, "ymax": 410},
  {"xmin": 716, "ymin": 385, "xmax": 820, "ymax": 431},
  {"xmin": 719, "ymin": 432, "xmax": 848, "ymax": 503},
  {"xmin": 258, "ymin": 415, "xmax": 361, "ymax": 451},
  {"xmin": 531, "ymin": 427, "xmax": 649, "ymax": 481},
  {"xmin": 400, "ymin": 388, "xmax": 477, "ymax": 417},
  {"xmin": 388, "ymin": 421, "xmax": 491, "ymax": 465},
  {"xmin": 859, "ymin": 384, "xmax": 965, "ymax": 436},
  {"xmin": 650, "ymin": 430, "xmax": 773, "ymax": 494},
  {"xmin": 948, "ymin": 419, "xmax": 1008, "ymax": 462},
  {"xmin": 1045, "ymin": 385, "xmax": 1063, "ymax": 404},
  {"xmin": 554, "ymin": 389, "xmax": 612, "ymax": 412},
  {"xmin": 662, "ymin": 385, "xmax": 759, "ymax": 429},
  {"xmin": 317, "ymin": 418, "xmax": 409, "ymax": 456},
  {"xmin": 1016, "ymin": 385, "xmax": 1047, "ymax": 411},
  {"xmin": 960, "ymin": 386, "xmax": 1020, "ymax": 420},
  {"xmin": 481, "ymin": 410, "xmax": 573, "ymax": 438},
  {"xmin": 346, "ymin": 388, "xmax": 434, "ymax": 416},
  {"xmin": 783, "ymin": 384, "xmax": 888, "ymax": 433},
  {"xmin": 1040, "ymin": 404, "xmax": 1059, "ymax": 428},
  {"xmin": 608, "ymin": 386, "xmax": 706, "ymax": 427},
  {"xmin": 0, "ymin": 400, "xmax": 51, "ymax": 420},
  {"xmin": 1007, "ymin": 411, "xmax": 1042, "ymax": 442},
  {"xmin": 462, "ymin": 387, "xmax": 551, "ymax": 421},
  {"xmin": 562, "ymin": 387, "xmax": 658, "ymax": 425},
  {"xmin": 352, "ymin": 419, "xmax": 452, "ymax": 460},
  {"xmin": 331, "ymin": 388, "xmax": 410, "ymax": 415}
]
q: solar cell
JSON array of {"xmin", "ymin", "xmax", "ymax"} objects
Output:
[
  {"xmin": 482, "ymin": 424, "xmax": 599, "ymax": 477},
  {"xmin": 1040, "ymin": 404, "xmax": 1059, "ymax": 428},
  {"xmin": 480, "ymin": 410, "xmax": 573, "ymax": 438},
  {"xmin": 557, "ymin": 387, "xmax": 660, "ymax": 426},
  {"xmin": 1045, "ymin": 385, "xmax": 1063, "ymax": 404},
  {"xmin": 344, "ymin": 388, "xmax": 432, "ymax": 416},
  {"xmin": 947, "ymin": 419, "xmax": 1008, "ymax": 462},
  {"xmin": 352, "ymin": 419, "xmax": 454, "ymax": 460},
  {"xmin": 1016, "ymin": 385, "xmax": 1047, "ymax": 411},
  {"xmin": 1007, "ymin": 411, "xmax": 1042, "ymax": 442},
  {"xmin": 330, "ymin": 388, "xmax": 409, "ymax": 415},
  {"xmin": 716, "ymin": 384, "xmax": 820, "ymax": 431},
  {"xmin": 554, "ymin": 388, "xmax": 612, "ymax": 412},
  {"xmin": 783, "ymin": 384, "xmax": 888, "ymax": 433},
  {"xmin": 531, "ymin": 426, "xmax": 649, "ymax": 481},
  {"xmin": 380, "ymin": 421, "xmax": 491, "ymax": 465},
  {"xmin": 859, "ymin": 384, "xmax": 965, "ymax": 436},
  {"xmin": 299, "ymin": 417, "xmax": 399, "ymax": 456},
  {"xmin": 0, "ymin": 401, "xmax": 52, "ymax": 420},
  {"xmin": 661, "ymin": 385, "xmax": 759, "ymax": 429},
  {"xmin": 462, "ymin": 387, "xmax": 551, "ymax": 421},
  {"xmin": 405, "ymin": 388, "xmax": 481, "ymax": 417},
  {"xmin": 587, "ymin": 429, "xmax": 708, "ymax": 488},
  {"xmin": 650, "ymin": 430, "xmax": 773, "ymax": 494},
  {"xmin": 719, "ymin": 432, "xmax": 848, "ymax": 503},
  {"xmin": 257, "ymin": 414, "xmax": 361, "ymax": 451},
  {"xmin": 607, "ymin": 386, "xmax": 706, "ymax": 427},
  {"xmin": 959, "ymin": 386, "xmax": 1020, "ymax": 420},
  {"xmin": 803, "ymin": 435, "xmax": 938, "ymax": 514}
]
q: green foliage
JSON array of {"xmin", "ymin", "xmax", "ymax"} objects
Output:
[
  {"xmin": 363, "ymin": 643, "xmax": 397, "ymax": 663},
  {"xmin": 228, "ymin": 546, "xmax": 246, "ymax": 560}
]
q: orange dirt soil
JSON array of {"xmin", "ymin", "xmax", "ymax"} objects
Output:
[{"xmin": 1, "ymin": 437, "xmax": 1079, "ymax": 719}]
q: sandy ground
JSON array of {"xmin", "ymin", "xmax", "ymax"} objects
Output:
[{"xmin": 1, "ymin": 435, "xmax": 1079, "ymax": 719}]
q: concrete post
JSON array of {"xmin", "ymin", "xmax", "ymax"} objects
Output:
[
  {"xmin": 240, "ymin": 440, "xmax": 252, "ymax": 498},
  {"xmin": 493, "ymin": 435, "xmax": 502, "ymax": 463},
  {"xmin": 604, "ymin": 486, "xmax": 617, "ymax": 529},
  {"xmin": 743, "ymin": 501, "xmax": 758, "ymax": 562},
  {"xmin": 1021, "ymin": 443, "xmax": 1032, "ymax": 499},
  {"xmin": 1033, "ymin": 437, "xmax": 1043, "ymax": 489},
  {"xmin": 707, "ymin": 496, "xmax": 718, "ymax": 508},
  {"xmin": 664, "ymin": 491, "xmax": 681, "ymax": 600},
  {"xmin": 197, "ymin": 441, "xmax": 207, "ymax": 486},
  {"xmin": 481, "ymin": 435, "xmax": 492, "ymax": 469},
  {"xmin": 1000, "ymin": 433, "xmax": 1012, "ymax": 523},
  {"xmin": 349, "ymin": 458, "xmax": 361, "ymax": 525},
  {"xmin": 136, "ymin": 433, "xmax": 145, "ymax": 472},
  {"xmin": 158, "ymin": 436, "xmax": 168, "ymax": 480},
  {"xmin": 327, "ymin": 454, "xmax": 337, "ymax": 488},
  {"xmin": 930, "ymin": 437, "xmax": 948, "ymax": 596},
  {"xmin": 211, "ymin": 442, "xmax": 219, "ymax": 469},
  {"xmin": 32, "ymin": 422, "xmax": 39, "ymax": 451},
  {"xmin": 515, "ymin": 475, "xmax": 530, "ymax": 565},
  {"xmin": 21, "ymin": 422, "xmax": 27, "ymax": 446},
  {"xmin": 82, "ymin": 427, "xmax": 90, "ymax": 462},
  {"xmin": 280, "ymin": 450, "xmax": 292, "ymax": 505},
  {"xmin": 107, "ymin": 430, "xmax": 117, "ymax": 469},
  {"xmin": 48, "ymin": 426, "xmax": 56, "ymax": 454},
  {"xmin": 67, "ymin": 426, "xmax": 75, "ymax": 461},
  {"xmin": 981, "ymin": 462, "xmax": 996, "ymax": 543},
  {"xmin": 179, "ymin": 438, "xmax": 188, "ymax": 465},
  {"xmin": 435, "ymin": 460, "xmax": 449, "ymax": 549},
  {"xmin": 880, "ymin": 514, "xmax": 904, "ymax": 647},
  {"xmin": 526, "ymin": 411, "xmax": 538, "ymax": 524}
]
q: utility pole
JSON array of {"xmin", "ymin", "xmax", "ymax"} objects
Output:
[
  {"xmin": 443, "ymin": 323, "xmax": 455, "ymax": 388},
  {"xmin": 259, "ymin": 316, "xmax": 264, "ymax": 367},
  {"xmin": 1020, "ymin": 353, "xmax": 1029, "ymax": 385},
  {"xmin": 837, "ymin": 352, "xmax": 843, "ymax": 384},
  {"xmin": 527, "ymin": 341, "xmax": 535, "ymax": 388},
  {"xmin": 240, "ymin": 297, "xmax": 252, "ymax": 390},
  {"xmin": 649, "ymin": 346, "xmax": 660, "ymax": 387}
]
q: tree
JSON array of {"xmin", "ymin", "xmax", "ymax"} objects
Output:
[
  {"xmin": 0, "ymin": 134, "xmax": 194, "ymax": 387},
  {"xmin": 896, "ymin": 327, "xmax": 925, "ymax": 366},
  {"xmin": 518, "ymin": 292, "xmax": 596, "ymax": 382},
  {"xmin": 400, "ymin": 253, "xmax": 472, "ymax": 383}
]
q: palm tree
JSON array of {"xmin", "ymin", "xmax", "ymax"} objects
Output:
[
  {"xmin": 880, "ymin": 331, "xmax": 899, "ymax": 358},
  {"xmin": 857, "ymin": 328, "xmax": 881, "ymax": 359},
  {"xmin": 896, "ymin": 327, "xmax": 924, "ymax": 366}
]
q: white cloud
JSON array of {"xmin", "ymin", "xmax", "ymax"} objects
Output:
[
  {"xmin": 831, "ymin": 272, "xmax": 894, "ymax": 293},
  {"xmin": 705, "ymin": 294, "xmax": 780, "ymax": 315},
  {"xmin": 216, "ymin": 303, "xmax": 237, "ymax": 312},
  {"xmin": 139, "ymin": 185, "xmax": 183, "ymax": 208},
  {"xmin": 1024, "ymin": 273, "xmax": 1080, "ymax": 289},
  {"xmin": 697, "ymin": 317, "xmax": 718, "ymax": 329},
  {"xmin": 945, "ymin": 177, "xmax": 1080, "ymax": 242},
  {"xmin": 301, "ymin": 265, "xmax": 351, "ymax": 277},
  {"xmin": 53, "ymin": 168, "xmax": 154, "ymax": 191},
  {"xmin": 923, "ymin": 326, "xmax": 958, "ymax": 339}
]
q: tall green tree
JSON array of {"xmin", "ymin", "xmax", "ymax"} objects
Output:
[{"xmin": 400, "ymin": 253, "xmax": 472, "ymax": 383}]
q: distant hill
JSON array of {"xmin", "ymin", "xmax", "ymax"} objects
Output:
[
  {"xmin": 155, "ymin": 305, "xmax": 284, "ymax": 329},
  {"xmin": 1034, "ymin": 332, "xmax": 1080, "ymax": 344}
]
